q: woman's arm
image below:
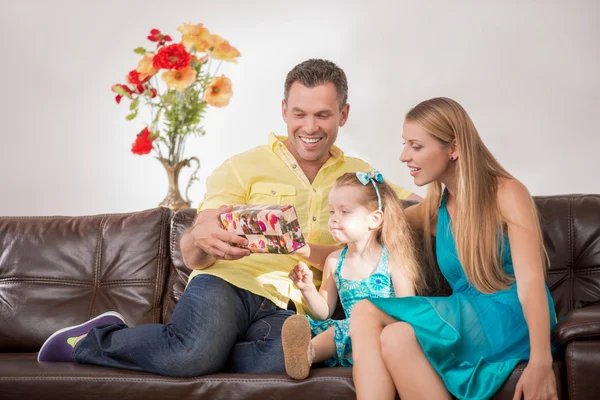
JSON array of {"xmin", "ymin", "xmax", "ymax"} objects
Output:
[
  {"xmin": 500, "ymin": 180, "xmax": 552, "ymax": 364},
  {"xmin": 498, "ymin": 180, "xmax": 557, "ymax": 399},
  {"xmin": 390, "ymin": 262, "xmax": 416, "ymax": 297}
]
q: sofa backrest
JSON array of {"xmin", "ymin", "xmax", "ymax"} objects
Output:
[
  {"xmin": 162, "ymin": 208, "xmax": 197, "ymax": 322},
  {"xmin": 0, "ymin": 208, "xmax": 173, "ymax": 352},
  {"xmin": 165, "ymin": 195, "xmax": 600, "ymax": 323},
  {"xmin": 536, "ymin": 195, "xmax": 600, "ymax": 320},
  {"xmin": 1, "ymin": 194, "xmax": 597, "ymax": 352}
]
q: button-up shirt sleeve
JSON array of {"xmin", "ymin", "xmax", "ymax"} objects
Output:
[{"xmin": 198, "ymin": 158, "xmax": 247, "ymax": 212}]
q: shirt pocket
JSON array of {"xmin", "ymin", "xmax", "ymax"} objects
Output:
[{"xmin": 247, "ymin": 182, "xmax": 297, "ymax": 205}]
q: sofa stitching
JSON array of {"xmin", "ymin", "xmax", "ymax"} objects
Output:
[
  {"xmin": 88, "ymin": 216, "xmax": 106, "ymax": 318},
  {"xmin": 163, "ymin": 212, "xmax": 194, "ymax": 322},
  {"xmin": 568, "ymin": 199, "xmax": 574, "ymax": 312},
  {"xmin": 567, "ymin": 344, "xmax": 577, "ymax": 399},
  {"xmin": 153, "ymin": 208, "xmax": 169, "ymax": 323},
  {"xmin": 0, "ymin": 210, "xmax": 171, "ymax": 220},
  {"xmin": 164, "ymin": 213, "xmax": 179, "ymax": 323},
  {"xmin": 0, "ymin": 376, "xmax": 353, "ymax": 383},
  {"xmin": 0, "ymin": 280, "xmax": 157, "ymax": 287}
]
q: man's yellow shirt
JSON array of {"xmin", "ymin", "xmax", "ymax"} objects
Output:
[{"xmin": 188, "ymin": 134, "xmax": 412, "ymax": 313}]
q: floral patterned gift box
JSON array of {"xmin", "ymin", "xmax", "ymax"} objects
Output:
[{"xmin": 219, "ymin": 205, "xmax": 306, "ymax": 254}]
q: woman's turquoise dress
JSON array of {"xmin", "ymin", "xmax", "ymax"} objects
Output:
[{"xmin": 370, "ymin": 191, "xmax": 557, "ymax": 400}]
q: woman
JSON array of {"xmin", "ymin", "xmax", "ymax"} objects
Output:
[{"xmin": 350, "ymin": 98, "xmax": 557, "ymax": 400}]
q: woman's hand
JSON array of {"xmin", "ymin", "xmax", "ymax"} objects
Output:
[{"xmin": 512, "ymin": 361, "xmax": 558, "ymax": 400}]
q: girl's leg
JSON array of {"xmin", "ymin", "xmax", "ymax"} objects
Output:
[
  {"xmin": 311, "ymin": 326, "xmax": 336, "ymax": 363},
  {"xmin": 350, "ymin": 300, "xmax": 398, "ymax": 400},
  {"xmin": 381, "ymin": 322, "xmax": 451, "ymax": 400},
  {"xmin": 281, "ymin": 314, "xmax": 313, "ymax": 379}
]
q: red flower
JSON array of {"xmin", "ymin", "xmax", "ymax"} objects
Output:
[
  {"xmin": 147, "ymin": 29, "xmax": 173, "ymax": 47},
  {"xmin": 112, "ymin": 84, "xmax": 133, "ymax": 104},
  {"xmin": 147, "ymin": 29, "xmax": 161, "ymax": 41},
  {"xmin": 131, "ymin": 127, "xmax": 156, "ymax": 155},
  {"xmin": 152, "ymin": 44, "xmax": 191, "ymax": 70},
  {"xmin": 126, "ymin": 70, "xmax": 150, "ymax": 86}
]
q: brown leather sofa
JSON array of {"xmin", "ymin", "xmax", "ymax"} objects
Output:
[{"xmin": 1, "ymin": 194, "xmax": 599, "ymax": 399}]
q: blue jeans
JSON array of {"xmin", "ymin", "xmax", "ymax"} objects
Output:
[{"xmin": 73, "ymin": 275, "xmax": 295, "ymax": 377}]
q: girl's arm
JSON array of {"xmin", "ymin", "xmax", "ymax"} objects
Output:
[
  {"xmin": 498, "ymin": 180, "xmax": 557, "ymax": 399},
  {"xmin": 389, "ymin": 262, "xmax": 416, "ymax": 297},
  {"xmin": 289, "ymin": 252, "xmax": 341, "ymax": 321},
  {"xmin": 293, "ymin": 243, "xmax": 343, "ymax": 271}
]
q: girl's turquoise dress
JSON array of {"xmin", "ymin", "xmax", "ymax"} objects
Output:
[
  {"xmin": 370, "ymin": 191, "xmax": 557, "ymax": 400},
  {"xmin": 309, "ymin": 245, "xmax": 394, "ymax": 367}
]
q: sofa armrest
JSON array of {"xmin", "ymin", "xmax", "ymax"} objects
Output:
[{"xmin": 552, "ymin": 303, "xmax": 600, "ymax": 347}]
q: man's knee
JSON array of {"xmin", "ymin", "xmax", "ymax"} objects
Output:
[{"xmin": 154, "ymin": 347, "xmax": 226, "ymax": 378}]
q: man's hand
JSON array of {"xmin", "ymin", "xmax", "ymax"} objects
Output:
[
  {"xmin": 184, "ymin": 205, "xmax": 251, "ymax": 265},
  {"xmin": 288, "ymin": 261, "xmax": 316, "ymax": 292}
]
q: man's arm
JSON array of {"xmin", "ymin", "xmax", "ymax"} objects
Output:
[
  {"xmin": 180, "ymin": 159, "xmax": 250, "ymax": 270},
  {"xmin": 181, "ymin": 206, "xmax": 250, "ymax": 270},
  {"xmin": 406, "ymin": 192, "xmax": 423, "ymax": 202}
]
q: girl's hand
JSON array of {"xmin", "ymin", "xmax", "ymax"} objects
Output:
[
  {"xmin": 512, "ymin": 362, "xmax": 558, "ymax": 400},
  {"xmin": 288, "ymin": 261, "xmax": 315, "ymax": 292}
]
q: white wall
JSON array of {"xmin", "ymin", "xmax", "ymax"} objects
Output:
[{"xmin": 1, "ymin": 0, "xmax": 599, "ymax": 216}]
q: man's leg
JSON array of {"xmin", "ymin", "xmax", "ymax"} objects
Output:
[
  {"xmin": 225, "ymin": 297, "xmax": 295, "ymax": 373},
  {"xmin": 74, "ymin": 275, "xmax": 250, "ymax": 377}
]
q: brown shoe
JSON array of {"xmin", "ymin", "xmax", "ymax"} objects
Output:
[{"xmin": 281, "ymin": 314, "xmax": 312, "ymax": 380}]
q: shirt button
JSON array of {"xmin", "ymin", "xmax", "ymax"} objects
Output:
[
  {"xmin": 312, "ymin": 216, "xmax": 317, "ymax": 222},
  {"xmin": 292, "ymin": 164, "xmax": 297, "ymax": 169},
  {"xmin": 312, "ymin": 188, "xmax": 317, "ymax": 193},
  {"xmin": 271, "ymin": 190, "xmax": 276, "ymax": 195}
]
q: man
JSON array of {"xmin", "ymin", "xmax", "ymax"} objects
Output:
[{"xmin": 38, "ymin": 59, "xmax": 419, "ymax": 377}]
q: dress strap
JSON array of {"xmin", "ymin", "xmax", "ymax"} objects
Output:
[
  {"xmin": 440, "ymin": 187, "xmax": 450, "ymax": 207},
  {"xmin": 375, "ymin": 245, "xmax": 390, "ymax": 274},
  {"xmin": 334, "ymin": 246, "xmax": 348, "ymax": 282}
]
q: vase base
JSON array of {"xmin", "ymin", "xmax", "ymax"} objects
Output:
[{"xmin": 159, "ymin": 198, "xmax": 191, "ymax": 211}]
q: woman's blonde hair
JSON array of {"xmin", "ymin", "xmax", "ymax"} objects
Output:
[
  {"xmin": 406, "ymin": 97, "xmax": 546, "ymax": 294},
  {"xmin": 334, "ymin": 173, "xmax": 425, "ymax": 294}
]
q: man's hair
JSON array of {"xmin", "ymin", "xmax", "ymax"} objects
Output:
[{"xmin": 284, "ymin": 59, "xmax": 348, "ymax": 109}]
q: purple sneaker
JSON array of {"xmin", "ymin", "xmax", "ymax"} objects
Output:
[{"xmin": 37, "ymin": 311, "xmax": 125, "ymax": 362}]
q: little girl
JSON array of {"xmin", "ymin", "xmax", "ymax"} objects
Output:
[{"xmin": 282, "ymin": 170, "xmax": 424, "ymax": 380}]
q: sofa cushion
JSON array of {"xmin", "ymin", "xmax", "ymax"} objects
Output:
[
  {"xmin": 0, "ymin": 353, "xmax": 355, "ymax": 400},
  {"xmin": 0, "ymin": 208, "xmax": 172, "ymax": 352}
]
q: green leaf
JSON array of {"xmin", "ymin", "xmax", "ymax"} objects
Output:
[
  {"xmin": 130, "ymin": 98, "xmax": 139, "ymax": 111},
  {"xmin": 133, "ymin": 47, "xmax": 147, "ymax": 55},
  {"xmin": 112, "ymin": 85, "xmax": 129, "ymax": 96},
  {"xmin": 125, "ymin": 112, "xmax": 137, "ymax": 120}
]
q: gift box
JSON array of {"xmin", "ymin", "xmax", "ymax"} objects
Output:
[{"xmin": 219, "ymin": 204, "xmax": 305, "ymax": 254}]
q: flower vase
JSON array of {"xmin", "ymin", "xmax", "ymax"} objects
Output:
[{"xmin": 157, "ymin": 157, "xmax": 200, "ymax": 211}]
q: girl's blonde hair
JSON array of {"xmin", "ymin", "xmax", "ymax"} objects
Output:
[
  {"xmin": 405, "ymin": 97, "xmax": 546, "ymax": 294},
  {"xmin": 334, "ymin": 173, "xmax": 425, "ymax": 294}
]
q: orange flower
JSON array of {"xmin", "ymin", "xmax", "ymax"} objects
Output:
[
  {"xmin": 210, "ymin": 34, "xmax": 240, "ymax": 63},
  {"xmin": 177, "ymin": 23, "xmax": 213, "ymax": 52},
  {"xmin": 191, "ymin": 54, "xmax": 209, "ymax": 67},
  {"xmin": 204, "ymin": 75, "xmax": 233, "ymax": 107},
  {"xmin": 162, "ymin": 66, "xmax": 197, "ymax": 91},
  {"xmin": 136, "ymin": 53, "xmax": 157, "ymax": 81}
]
